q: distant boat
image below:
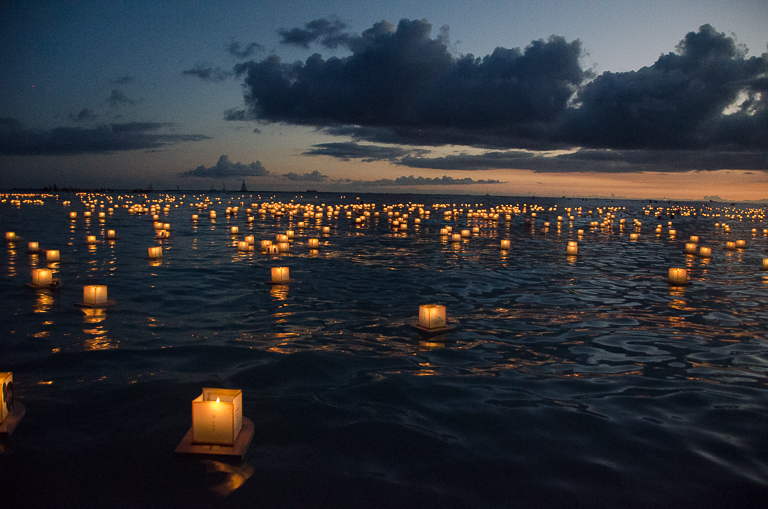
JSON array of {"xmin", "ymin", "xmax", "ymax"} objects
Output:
[
  {"xmin": 240, "ymin": 180, "xmax": 248, "ymax": 192},
  {"xmin": 306, "ymin": 189, "xmax": 318, "ymax": 193}
]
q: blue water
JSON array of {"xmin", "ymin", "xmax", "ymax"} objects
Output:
[{"xmin": 1, "ymin": 192, "xmax": 767, "ymax": 508}]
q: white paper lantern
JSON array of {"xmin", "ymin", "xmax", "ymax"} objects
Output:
[
  {"xmin": 271, "ymin": 267, "xmax": 289, "ymax": 282},
  {"xmin": 191, "ymin": 388, "xmax": 243, "ymax": 445},
  {"xmin": 83, "ymin": 285, "xmax": 108, "ymax": 305},
  {"xmin": 419, "ymin": 304, "xmax": 446, "ymax": 329},
  {"xmin": 668, "ymin": 268, "xmax": 687, "ymax": 284},
  {"xmin": 32, "ymin": 268, "xmax": 53, "ymax": 286}
]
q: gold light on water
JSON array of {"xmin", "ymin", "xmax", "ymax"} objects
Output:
[
  {"xmin": 107, "ymin": 230, "xmax": 116, "ymax": 239},
  {"xmin": 762, "ymin": 258, "xmax": 768, "ymax": 270},
  {"xmin": 451, "ymin": 233, "xmax": 462, "ymax": 242},
  {"xmin": 684, "ymin": 243, "xmax": 697, "ymax": 254},
  {"xmin": 278, "ymin": 242, "xmax": 290, "ymax": 253},
  {"xmin": 322, "ymin": 226, "xmax": 330, "ymax": 234},
  {"xmin": 5, "ymin": 231, "xmax": 16, "ymax": 242},
  {"xmin": 630, "ymin": 233, "xmax": 639, "ymax": 241},
  {"xmin": 735, "ymin": 240, "xmax": 746, "ymax": 248},
  {"xmin": 668, "ymin": 268, "xmax": 687, "ymax": 284},
  {"xmin": 271, "ymin": 267, "xmax": 289, "ymax": 283},
  {"xmin": 461, "ymin": 229, "xmax": 471, "ymax": 238},
  {"xmin": 69, "ymin": 212, "xmax": 77, "ymax": 219},
  {"xmin": 308, "ymin": 238, "xmax": 319, "ymax": 249},
  {"xmin": 500, "ymin": 240, "xmax": 511, "ymax": 250},
  {"xmin": 237, "ymin": 241, "xmax": 251, "ymax": 252},
  {"xmin": 28, "ymin": 241, "xmax": 39, "ymax": 251},
  {"xmin": 689, "ymin": 236, "xmax": 699, "ymax": 243},
  {"xmin": 725, "ymin": 241, "xmax": 736, "ymax": 251},
  {"xmin": 0, "ymin": 372, "xmax": 12, "ymax": 424},
  {"xmin": 83, "ymin": 285, "xmax": 108, "ymax": 305},
  {"xmin": 32, "ymin": 268, "xmax": 53, "ymax": 286},
  {"xmin": 419, "ymin": 304, "xmax": 446, "ymax": 329},
  {"xmin": 192, "ymin": 388, "xmax": 243, "ymax": 445},
  {"xmin": 86, "ymin": 235, "xmax": 97, "ymax": 244},
  {"xmin": 244, "ymin": 235, "xmax": 254, "ymax": 245},
  {"xmin": 230, "ymin": 226, "xmax": 239, "ymax": 235},
  {"xmin": 698, "ymin": 246, "xmax": 712, "ymax": 258},
  {"xmin": 566, "ymin": 241, "xmax": 578, "ymax": 255},
  {"xmin": 46, "ymin": 250, "xmax": 60, "ymax": 262}
]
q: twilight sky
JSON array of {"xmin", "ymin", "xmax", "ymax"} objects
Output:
[{"xmin": 1, "ymin": 0, "xmax": 766, "ymax": 200}]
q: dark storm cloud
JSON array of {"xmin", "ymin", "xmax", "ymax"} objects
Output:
[
  {"xmin": 282, "ymin": 170, "xmax": 327, "ymax": 182},
  {"xmin": 182, "ymin": 64, "xmax": 233, "ymax": 82},
  {"xmin": 278, "ymin": 18, "xmax": 352, "ymax": 49},
  {"xmin": 227, "ymin": 41, "xmax": 265, "ymax": 59},
  {"xmin": 563, "ymin": 24, "xmax": 768, "ymax": 151},
  {"xmin": 107, "ymin": 89, "xmax": 136, "ymax": 107},
  {"xmin": 0, "ymin": 118, "xmax": 210, "ymax": 156},
  {"xmin": 183, "ymin": 155, "xmax": 269, "ymax": 178},
  {"xmin": 303, "ymin": 142, "xmax": 425, "ymax": 161},
  {"xmin": 236, "ymin": 18, "xmax": 587, "ymax": 144},
  {"xmin": 231, "ymin": 20, "xmax": 768, "ymax": 171}
]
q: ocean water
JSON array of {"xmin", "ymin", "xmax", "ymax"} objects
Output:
[{"xmin": 1, "ymin": 192, "xmax": 767, "ymax": 508}]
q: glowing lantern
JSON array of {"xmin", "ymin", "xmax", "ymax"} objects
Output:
[
  {"xmin": 735, "ymin": 240, "xmax": 746, "ymax": 249},
  {"xmin": 237, "ymin": 241, "xmax": 251, "ymax": 252},
  {"xmin": 5, "ymin": 232, "xmax": 16, "ymax": 242},
  {"xmin": 28, "ymin": 242, "xmax": 39, "ymax": 252},
  {"xmin": 276, "ymin": 234, "xmax": 288, "ymax": 243},
  {"xmin": 308, "ymin": 238, "xmax": 319, "ymax": 249},
  {"xmin": 630, "ymin": 233, "xmax": 639, "ymax": 241},
  {"xmin": 440, "ymin": 228, "xmax": 448, "ymax": 236},
  {"xmin": 566, "ymin": 241, "xmax": 578, "ymax": 255},
  {"xmin": 84, "ymin": 211, "xmax": 91, "ymax": 218},
  {"xmin": 70, "ymin": 212, "xmax": 77, "ymax": 219},
  {"xmin": 46, "ymin": 250, "xmax": 60, "ymax": 262},
  {"xmin": 98, "ymin": 212, "xmax": 106, "ymax": 219},
  {"xmin": 577, "ymin": 229, "xmax": 584, "ymax": 236},
  {"xmin": 725, "ymin": 242, "xmax": 736, "ymax": 251},
  {"xmin": 451, "ymin": 233, "xmax": 462, "ymax": 242},
  {"xmin": 500, "ymin": 240, "xmax": 511, "ymax": 250},
  {"xmin": 83, "ymin": 285, "xmax": 108, "ymax": 306},
  {"xmin": 419, "ymin": 304, "xmax": 446, "ymax": 329},
  {"xmin": 668, "ymin": 268, "xmax": 687, "ymax": 285},
  {"xmin": 85, "ymin": 235, "xmax": 97, "ymax": 245},
  {"xmin": 689, "ymin": 236, "xmax": 699, "ymax": 243},
  {"xmin": 192, "ymin": 214, "xmax": 198, "ymax": 221},
  {"xmin": 0, "ymin": 372, "xmax": 12, "ymax": 424},
  {"xmin": 31, "ymin": 268, "xmax": 53, "ymax": 286},
  {"xmin": 669, "ymin": 230, "xmax": 676, "ymax": 237},
  {"xmin": 684, "ymin": 243, "xmax": 697, "ymax": 254},
  {"xmin": 472, "ymin": 227, "xmax": 480, "ymax": 234},
  {"xmin": 265, "ymin": 245, "xmax": 279, "ymax": 255},
  {"xmin": 191, "ymin": 388, "xmax": 243, "ymax": 445},
  {"xmin": 230, "ymin": 226, "xmax": 239, "ymax": 235},
  {"xmin": 461, "ymin": 230, "xmax": 471, "ymax": 238},
  {"xmin": 762, "ymin": 259, "xmax": 768, "ymax": 271},
  {"xmin": 148, "ymin": 246, "xmax": 163, "ymax": 259},
  {"xmin": 286, "ymin": 230, "xmax": 294, "ymax": 239},
  {"xmin": 209, "ymin": 211, "xmax": 217, "ymax": 219},
  {"xmin": 322, "ymin": 226, "xmax": 330, "ymax": 234},
  {"xmin": 244, "ymin": 235, "xmax": 255, "ymax": 245},
  {"xmin": 298, "ymin": 222, "xmax": 305, "ymax": 228},
  {"xmin": 698, "ymin": 246, "xmax": 712, "ymax": 258},
  {"xmin": 271, "ymin": 267, "xmax": 289, "ymax": 283},
  {"xmin": 107, "ymin": 230, "xmax": 116, "ymax": 239},
  {"xmin": 278, "ymin": 242, "xmax": 290, "ymax": 253}
]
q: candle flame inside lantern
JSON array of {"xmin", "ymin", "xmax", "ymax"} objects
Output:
[
  {"xmin": 216, "ymin": 397, "xmax": 220, "ymax": 403},
  {"xmin": 668, "ymin": 268, "xmax": 687, "ymax": 284},
  {"xmin": 419, "ymin": 304, "xmax": 446, "ymax": 329},
  {"xmin": 83, "ymin": 285, "xmax": 108, "ymax": 305},
  {"xmin": 271, "ymin": 267, "xmax": 289, "ymax": 282},
  {"xmin": 32, "ymin": 268, "xmax": 53, "ymax": 286}
]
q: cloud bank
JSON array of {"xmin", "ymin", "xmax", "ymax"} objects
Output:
[
  {"xmin": 183, "ymin": 155, "xmax": 269, "ymax": 178},
  {"xmin": 230, "ymin": 20, "xmax": 767, "ymax": 172},
  {"xmin": 0, "ymin": 118, "xmax": 210, "ymax": 155}
]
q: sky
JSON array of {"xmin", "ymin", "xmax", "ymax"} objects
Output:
[{"xmin": 1, "ymin": 0, "xmax": 766, "ymax": 201}]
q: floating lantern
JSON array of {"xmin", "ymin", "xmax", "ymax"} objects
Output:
[
  {"xmin": 308, "ymin": 238, "xmax": 319, "ymax": 249},
  {"xmin": 244, "ymin": 235, "xmax": 254, "ymax": 245},
  {"xmin": 85, "ymin": 235, "xmax": 98, "ymax": 245},
  {"xmin": 260, "ymin": 240, "xmax": 272, "ymax": 250},
  {"xmin": 82, "ymin": 285, "xmax": 108, "ymax": 306},
  {"xmin": 69, "ymin": 212, "xmax": 77, "ymax": 219},
  {"xmin": 286, "ymin": 230, "xmax": 294, "ymax": 239},
  {"xmin": 271, "ymin": 267, "xmax": 290, "ymax": 283},
  {"xmin": 684, "ymin": 243, "xmax": 697, "ymax": 254},
  {"xmin": 577, "ymin": 229, "xmax": 584, "ymax": 236},
  {"xmin": 630, "ymin": 233, "xmax": 639, "ymax": 241},
  {"xmin": 735, "ymin": 240, "xmax": 746, "ymax": 249},
  {"xmin": 298, "ymin": 221, "xmax": 305, "ymax": 228},
  {"xmin": 28, "ymin": 241, "xmax": 40, "ymax": 252},
  {"xmin": 98, "ymin": 212, "xmax": 106, "ymax": 219},
  {"xmin": 191, "ymin": 388, "xmax": 243, "ymax": 445},
  {"xmin": 209, "ymin": 211, "xmax": 217, "ymax": 219},
  {"xmin": 5, "ymin": 232, "xmax": 16, "ymax": 242},
  {"xmin": 192, "ymin": 214, "xmax": 198, "ymax": 221},
  {"xmin": 669, "ymin": 230, "xmax": 676, "ymax": 236},
  {"xmin": 451, "ymin": 233, "xmax": 462, "ymax": 242},
  {"xmin": 265, "ymin": 245, "xmax": 279, "ymax": 255},
  {"xmin": 230, "ymin": 226, "xmax": 239, "ymax": 235},
  {"xmin": 440, "ymin": 228, "xmax": 448, "ymax": 236},
  {"xmin": 46, "ymin": 250, "xmax": 60, "ymax": 262},
  {"xmin": 472, "ymin": 227, "xmax": 480, "ymax": 234},
  {"xmin": 762, "ymin": 258, "xmax": 768, "ymax": 271},
  {"xmin": 500, "ymin": 240, "xmax": 511, "ymax": 250},
  {"xmin": 0, "ymin": 372, "xmax": 13, "ymax": 424},
  {"xmin": 163, "ymin": 223, "xmax": 171, "ymax": 231},
  {"xmin": 148, "ymin": 246, "xmax": 163, "ymax": 259},
  {"xmin": 698, "ymin": 246, "xmax": 712, "ymax": 258},
  {"xmin": 689, "ymin": 236, "xmax": 699, "ymax": 243},
  {"xmin": 419, "ymin": 304, "xmax": 446, "ymax": 329},
  {"xmin": 84, "ymin": 211, "xmax": 92, "ymax": 218},
  {"xmin": 237, "ymin": 241, "xmax": 251, "ymax": 252},
  {"xmin": 461, "ymin": 229, "xmax": 471, "ymax": 238},
  {"xmin": 107, "ymin": 230, "xmax": 116, "ymax": 239},
  {"xmin": 276, "ymin": 234, "xmax": 288, "ymax": 243},
  {"xmin": 31, "ymin": 268, "xmax": 53, "ymax": 287},
  {"xmin": 278, "ymin": 242, "xmax": 290, "ymax": 253},
  {"xmin": 566, "ymin": 241, "xmax": 578, "ymax": 255},
  {"xmin": 725, "ymin": 241, "xmax": 737, "ymax": 251},
  {"xmin": 668, "ymin": 268, "xmax": 687, "ymax": 285}
]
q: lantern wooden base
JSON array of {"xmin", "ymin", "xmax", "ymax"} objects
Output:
[
  {"xmin": 411, "ymin": 323, "xmax": 457, "ymax": 337},
  {"xmin": 74, "ymin": 300, "xmax": 116, "ymax": 308},
  {"xmin": 25, "ymin": 279, "xmax": 62, "ymax": 290},
  {"xmin": 666, "ymin": 279, "xmax": 692, "ymax": 287},
  {"xmin": 26, "ymin": 249, "xmax": 42, "ymax": 254},
  {"xmin": 760, "ymin": 267, "xmax": 768, "ymax": 272},
  {"xmin": 144, "ymin": 256, "xmax": 166, "ymax": 260},
  {"xmin": 266, "ymin": 279, "xmax": 294, "ymax": 285},
  {"xmin": 84, "ymin": 240, "xmax": 103, "ymax": 245},
  {"xmin": 0, "ymin": 402, "xmax": 25, "ymax": 438},
  {"xmin": 175, "ymin": 417, "xmax": 254, "ymax": 460},
  {"xmin": 105, "ymin": 236, "xmax": 121, "ymax": 240}
]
